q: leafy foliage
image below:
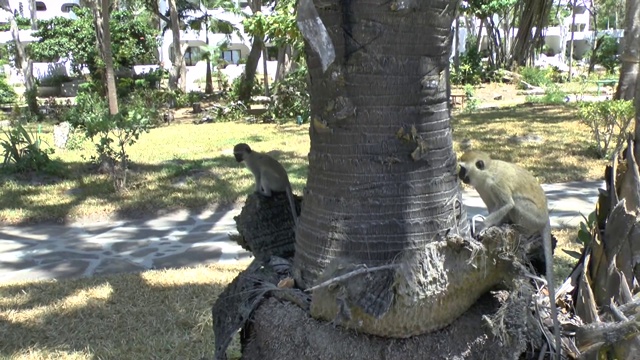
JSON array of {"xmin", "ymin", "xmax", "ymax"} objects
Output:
[
  {"xmin": 590, "ymin": 35, "xmax": 619, "ymax": 74},
  {"xmin": 243, "ymin": 0, "xmax": 303, "ymax": 55},
  {"xmin": 525, "ymin": 84, "xmax": 567, "ymax": 105},
  {"xmin": 578, "ymin": 100, "xmax": 635, "ymax": 159},
  {"xmin": 66, "ymin": 90, "xmax": 153, "ymax": 192},
  {"xmin": 517, "ymin": 67, "xmax": 551, "ymax": 89},
  {"xmin": 1, "ymin": 123, "xmax": 54, "ymax": 172},
  {"xmin": 451, "ymin": 36, "xmax": 484, "ymax": 85},
  {"xmin": 30, "ymin": 8, "xmax": 159, "ymax": 75},
  {"xmin": 0, "ymin": 75, "xmax": 17, "ymax": 104},
  {"xmin": 268, "ymin": 66, "xmax": 309, "ymax": 122}
]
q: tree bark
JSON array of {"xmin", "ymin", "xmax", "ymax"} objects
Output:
[
  {"xmin": 238, "ymin": 0, "xmax": 263, "ymax": 102},
  {"xmin": 615, "ymin": 0, "xmax": 640, "ymax": 100},
  {"xmin": 569, "ymin": 0, "xmax": 577, "ymax": 81},
  {"xmin": 91, "ymin": 0, "xmax": 118, "ymax": 115},
  {"xmin": 289, "ymin": 0, "xmax": 522, "ymax": 338},
  {"xmin": 168, "ymin": 0, "xmax": 186, "ymax": 92}
]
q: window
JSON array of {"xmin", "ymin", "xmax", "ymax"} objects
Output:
[
  {"xmin": 35, "ymin": 1, "xmax": 46, "ymax": 11},
  {"xmin": 238, "ymin": 0, "xmax": 249, "ymax": 7},
  {"xmin": 221, "ymin": 50, "xmax": 241, "ymax": 64},
  {"xmin": 183, "ymin": 47, "xmax": 202, "ymax": 67},
  {"xmin": 266, "ymin": 47, "xmax": 278, "ymax": 61},
  {"xmin": 61, "ymin": 3, "xmax": 79, "ymax": 13},
  {"xmin": 170, "ymin": 46, "xmax": 202, "ymax": 67}
]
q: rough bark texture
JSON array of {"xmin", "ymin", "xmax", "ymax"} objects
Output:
[
  {"xmin": 238, "ymin": 0, "xmax": 263, "ymax": 102},
  {"xmin": 289, "ymin": 0, "xmax": 531, "ymax": 338},
  {"xmin": 511, "ymin": 0, "xmax": 553, "ymax": 67},
  {"xmin": 168, "ymin": 0, "xmax": 186, "ymax": 92},
  {"xmin": 615, "ymin": 0, "xmax": 640, "ymax": 100},
  {"xmin": 233, "ymin": 192, "xmax": 302, "ymax": 260},
  {"xmin": 242, "ymin": 289, "xmax": 535, "ymax": 360},
  {"xmin": 94, "ymin": 0, "xmax": 118, "ymax": 115}
]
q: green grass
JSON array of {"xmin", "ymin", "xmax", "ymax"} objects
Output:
[
  {"xmin": 0, "ymin": 262, "xmax": 250, "ymax": 360},
  {"xmin": 0, "ymin": 122, "xmax": 309, "ymax": 224},
  {"xmin": 0, "ymin": 98, "xmax": 607, "ymax": 225},
  {"xmin": 453, "ymin": 103, "xmax": 607, "ymax": 183}
]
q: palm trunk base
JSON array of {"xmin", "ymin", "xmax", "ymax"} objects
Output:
[{"xmin": 241, "ymin": 290, "xmax": 535, "ymax": 360}]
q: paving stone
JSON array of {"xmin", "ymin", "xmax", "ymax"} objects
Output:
[
  {"xmin": 111, "ymin": 240, "xmax": 153, "ymax": 253},
  {"xmin": 93, "ymin": 258, "xmax": 146, "ymax": 276},
  {"xmin": 0, "ymin": 240, "xmax": 37, "ymax": 253},
  {"xmin": 33, "ymin": 251, "xmax": 99, "ymax": 263},
  {"xmin": 0, "ymin": 257, "xmax": 38, "ymax": 272},
  {"xmin": 178, "ymin": 232, "xmax": 215, "ymax": 244},
  {"xmin": 3, "ymin": 260, "xmax": 91, "ymax": 282},
  {"xmin": 152, "ymin": 245, "xmax": 222, "ymax": 269},
  {"xmin": 130, "ymin": 247, "xmax": 159, "ymax": 258}
]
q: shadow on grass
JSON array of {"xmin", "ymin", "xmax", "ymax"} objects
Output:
[
  {"xmin": 0, "ymin": 149, "xmax": 307, "ymax": 226},
  {"xmin": 0, "ymin": 265, "xmax": 246, "ymax": 359}
]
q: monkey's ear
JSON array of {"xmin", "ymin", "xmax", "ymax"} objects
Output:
[{"xmin": 475, "ymin": 160, "xmax": 485, "ymax": 170}]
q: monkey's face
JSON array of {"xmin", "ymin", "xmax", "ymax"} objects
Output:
[
  {"xmin": 233, "ymin": 143, "xmax": 251, "ymax": 163},
  {"xmin": 458, "ymin": 151, "xmax": 488, "ymax": 186}
]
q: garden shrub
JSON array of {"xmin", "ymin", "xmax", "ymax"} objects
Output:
[
  {"xmin": 268, "ymin": 66, "xmax": 309, "ymax": 122},
  {"xmin": 591, "ymin": 35, "xmax": 619, "ymax": 74},
  {"xmin": 0, "ymin": 123, "xmax": 54, "ymax": 173},
  {"xmin": 518, "ymin": 67, "xmax": 551, "ymax": 89},
  {"xmin": 451, "ymin": 36, "xmax": 484, "ymax": 85},
  {"xmin": 0, "ymin": 75, "xmax": 17, "ymax": 104},
  {"xmin": 578, "ymin": 100, "xmax": 634, "ymax": 159}
]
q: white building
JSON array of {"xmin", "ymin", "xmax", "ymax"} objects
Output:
[{"xmin": 156, "ymin": 0, "xmax": 278, "ymax": 91}]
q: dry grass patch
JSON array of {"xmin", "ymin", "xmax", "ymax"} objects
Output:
[
  {"xmin": 0, "ymin": 122, "xmax": 309, "ymax": 225},
  {"xmin": 0, "ymin": 262, "xmax": 250, "ymax": 360},
  {"xmin": 453, "ymin": 104, "xmax": 606, "ymax": 183},
  {"xmin": 1, "ymin": 92, "xmax": 607, "ymax": 224}
]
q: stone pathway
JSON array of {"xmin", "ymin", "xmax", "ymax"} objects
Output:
[
  {"xmin": 0, "ymin": 206, "xmax": 247, "ymax": 283},
  {"xmin": 0, "ymin": 180, "xmax": 604, "ymax": 283}
]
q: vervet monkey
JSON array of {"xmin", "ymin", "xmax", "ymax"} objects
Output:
[
  {"xmin": 458, "ymin": 151, "xmax": 561, "ymax": 360},
  {"xmin": 233, "ymin": 143, "xmax": 298, "ymax": 226}
]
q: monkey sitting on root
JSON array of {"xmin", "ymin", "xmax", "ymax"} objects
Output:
[
  {"xmin": 233, "ymin": 143, "xmax": 299, "ymax": 226},
  {"xmin": 458, "ymin": 150, "xmax": 562, "ymax": 360}
]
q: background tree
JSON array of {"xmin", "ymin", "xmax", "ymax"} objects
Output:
[
  {"xmin": 0, "ymin": 2, "xmax": 39, "ymax": 117},
  {"xmin": 187, "ymin": 0, "xmax": 239, "ymax": 94},
  {"xmin": 90, "ymin": 0, "xmax": 118, "ymax": 114},
  {"xmin": 615, "ymin": 0, "xmax": 639, "ymax": 100},
  {"xmin": 236, "ymin": 0, "xmax": 264, "ymax": 102}
]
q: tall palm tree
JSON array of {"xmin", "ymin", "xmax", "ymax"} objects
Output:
[
  {"xmin": 233, "ymin": 1, "xmax": 540, "ymax": 358},
  {"xmin": 615, "ymin": 0, "xmax": 640, "ymax": 100}
]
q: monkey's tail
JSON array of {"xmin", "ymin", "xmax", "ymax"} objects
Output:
[{"xmin": 286, "ymin": 186, "xmax": 299, "ymax": 227}]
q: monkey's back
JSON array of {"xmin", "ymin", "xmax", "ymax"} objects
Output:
[
  {"xmin": 256, "ymin": 153, "xmax": 291, "ymax": 192},
  {"xmin": 492, "ymin": 159, "xmax": 548, "ymax": 232}
]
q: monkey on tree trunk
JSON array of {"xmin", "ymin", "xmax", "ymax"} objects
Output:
[
  {"xmin": 233, "ymin": 143, "xmax": 298, "ymax": 226},
  {"xmin": 458, "ymin": 151, "xmax": 561, "ymax": 360}
]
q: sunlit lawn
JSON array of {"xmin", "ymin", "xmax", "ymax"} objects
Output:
[
  {"xmin": 0, "ymin": 85, "xmax": 609, "ymax": 359},
  {"xmin": 0, "ymin": 97, "xmax": 607, "ymax": 225},
  {"xmin": 0, "ymin": 262, "xmax": 250, "ymax": 360}
]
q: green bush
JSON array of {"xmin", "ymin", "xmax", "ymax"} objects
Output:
[
  {"xmin": 451, "ymin": 36, "xmax": 484, "ymax": 85},
  {"xmin": 67, "ymin": 90, "xmax": 152, "ymax": 191},
  {"xmin": 592, "ymin": 35, "xmax": 619, "ymax": 74},
  {"xmin": 0, "ymin": 75, "xmax": 17, "ymax": 104},
  {"xmin": 268, "ymin": 66, "xmax": 309, "ymax": 122},
  {"xmin": 1, "ymin": 123, "xmax": 54, "ymax": 172},
  {"xmin": 518, "ymin": 67, "xmax": 551, "ymax": 89},
  {"xmin": 578, "ymin": 100, "xmax": 634, "ymax": 159},
  {"xmin": 525, "ymin": 84, "xmax": 567, "ymax": 105}
]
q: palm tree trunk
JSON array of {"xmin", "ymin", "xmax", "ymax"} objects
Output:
[
  {"xmin": 290, "ymin": 0, "xmax": 523, "ymax": 338},
  {"xmin": 615, "ymin": 0, "xmax": 640, "ymax": 100}
]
